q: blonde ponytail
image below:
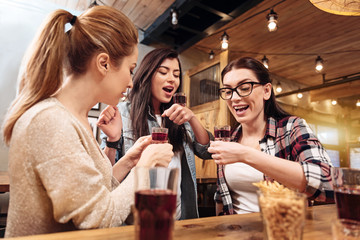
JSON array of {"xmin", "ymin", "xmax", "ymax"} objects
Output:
[{"xmin": 2, "ymin": 10, "xmax": 73, "ymax": 145}]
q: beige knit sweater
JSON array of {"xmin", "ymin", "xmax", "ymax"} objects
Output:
[{"xmin": 5, "ymin": 98, "xmax": 134, "ymax": 237}]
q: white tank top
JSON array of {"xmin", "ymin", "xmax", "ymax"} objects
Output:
[{"xmin": 224, "ymin": 162, "xmax": 263, "ymax": 214}]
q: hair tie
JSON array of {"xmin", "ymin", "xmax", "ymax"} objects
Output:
[{"xmin": 70, "ymin": 15, "xmax": 77, "ymax": 26}]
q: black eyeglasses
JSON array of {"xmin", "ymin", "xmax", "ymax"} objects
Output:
[{"xmin": 218, "ymin": 82, "xmax": 264, "ymax": 100}]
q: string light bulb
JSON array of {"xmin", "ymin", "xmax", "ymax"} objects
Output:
[
  {"xmin": 276, "ymin": 82, "xmax": 282, "ymax": 93},
  {"xmin": 267, "ymin": 9, "xmax": 278, "ymax": 32},
  {"xmin": 331, "ymin": 99, "xmax": 337, "ymax": 105},
  {"xmin": 209, "ymin": 50, "xmax": 214, "ymax": 60},
  {"xmin": 261, "ymin": 55, "xmax": 269, "ymax": 69},
  {"xmin": 170, "ymin": 8, "xmax": 178, "ymax": 28},
  {"xmin": 356, "ymin": 99, "xmax": 360, "ymax": 107},
  {"xmin": 297, "ymin": 92, "xmax": 303, "ymax": 99},
  {"xmin": 221, "ymin": 31, "xmax": 229, "ymax": 50},
  {"xmin": 315, "ymin": 56, "xmax": 324, "ymax": 73}
]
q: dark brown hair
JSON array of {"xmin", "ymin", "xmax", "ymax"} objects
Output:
[
  {"xmin": 221, "ymin": 57, "xmax": 290, "ymax": 120},
  {"xmin": 128, "ymin": 48, "xmax": 186, "ymax": 152}
]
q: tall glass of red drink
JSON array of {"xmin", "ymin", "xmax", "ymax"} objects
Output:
[
  {"xmin": 134, "ymin": 167, "xmax": 179, "ymax": 240},
  {"xmin": 331, "ymin": 167, "xmax": 360, "ymax": 222}
]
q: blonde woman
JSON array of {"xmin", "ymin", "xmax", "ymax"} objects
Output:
[{"xmin": 2, "ymin": 6, "xmax": 173, "ymax": 237}]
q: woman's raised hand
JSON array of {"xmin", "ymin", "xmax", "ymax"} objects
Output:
[
  {"xmin": 97, "ymin": 105, "xmax": 122, "ymax": 141},
  {"xmin": 161, "ymin": 104, "xmax": 194, "ymax": 125}
]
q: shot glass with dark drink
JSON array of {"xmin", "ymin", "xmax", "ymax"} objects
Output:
[
  {"xmin": 331, "ymin": 167, "xmax": 360, "ymax": 222},
  {"xmin": 134, "ymin": 167, "xmax": 179, "ymax": 240},
  {"xmin": 214, "ymin": 125, "xmax": 231, "ymax": 142},
  {"xmin": 173, "ymin": 92, "xmax": 186, "ymax": 106},
  {"xmin": 151, "ymin": 127, "xmax": 168, "ymax": 143}
]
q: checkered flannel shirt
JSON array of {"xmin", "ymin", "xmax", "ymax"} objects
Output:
[{"xmin": 214, "ymin": 116, "xmax": 334, "ymax": 215}]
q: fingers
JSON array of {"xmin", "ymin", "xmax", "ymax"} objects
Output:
[
  {"xmin": 135, "ymin": 136, "xmax": 152, "ymax": 149},
  {"xmin": 98, "ymin": 105, "xmax": 117, "ymax": 125},
  {"xmin": 162, "ymin": 105, "xmax": 193, "ymax": 125}
]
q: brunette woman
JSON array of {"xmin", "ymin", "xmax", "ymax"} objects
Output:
[
  {"xmin": 208, "ymin": 57, "xmax": 333, "ymax": 215},
  {"xmin": 98, "ymin": 48, "xmax": 213, "ymax": 220}
]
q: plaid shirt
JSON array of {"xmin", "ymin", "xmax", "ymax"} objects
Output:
[{"xmin": 215, "ymin": 116, "xmax": 334, "ymax": 215}]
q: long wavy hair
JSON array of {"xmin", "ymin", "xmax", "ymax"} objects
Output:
[
  {"xmin": 2, "ymin": 6, "xmax": 138, "ymax": 144},
  {"xmin": 221, "ymin": 57, "xmax": 290, "ymax": 120},
  {"xmin": 128, "ymin": 48, "xmax": 186, "ymax": 152}
]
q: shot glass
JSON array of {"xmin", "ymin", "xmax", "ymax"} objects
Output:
[
  {"xmin": 173, "ymin": 92, "xmax": 186, "ymax": 106},
  {"xmin": 214, "ymin": 125, "xmax": 231, "ymax": 142},
  {"xmin": 331, "ymin": 167, "xmax": 360, "ymax": 222},
  {"xmin": 151, "ymin": 127, "xmax": 168, "ymax": 143},
  {"xmin": 257, "ymin": 190, "xmax": 307, "ymax": 240},
  {"xmin": 332, "ymin": 218, "xmax": 360, "ymax": 240},
  {"xmin": 134, "ymin": 167, "xmax": 179, "ymax": 240}
]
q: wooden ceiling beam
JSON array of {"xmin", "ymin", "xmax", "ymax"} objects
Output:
[{"xmin": 310, "ymin": 80, "xmax": 360, "ymax": 102}]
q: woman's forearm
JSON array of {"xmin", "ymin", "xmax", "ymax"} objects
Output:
[
  {"xmin": 188, "ymin": 116, "xmax": 210, "ymax": 145},
  {"xmin": 104, "ymin": 146, "xmax": 117, "ymax": 166},
  {"xmin": 244, "ymin": 148, "xmax": 307, "ymax": 192}
]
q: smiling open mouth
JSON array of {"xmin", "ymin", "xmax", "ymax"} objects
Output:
[
  {"xmin": 163, "ymin": 87, "xmax": 173, "ymax": 93},
  {"xmin": 234, "ymin": 106, "xmax": 249, "ymax": 112}
]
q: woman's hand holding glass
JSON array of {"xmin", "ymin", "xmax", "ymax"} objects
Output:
[
  {"xmin": 161, "ymin": 104, "xmax": 195, "ymax": 125},
  {"xmin": 208, "ymin": 141, "xmax": 252, "ymax": 165},
  {"xmin": 136, "ymin": 142, "xmax": 174, "ymax": 167}
]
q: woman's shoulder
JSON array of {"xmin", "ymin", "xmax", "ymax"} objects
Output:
[
  {"xmin": 20, "ymin": 98, "xmax": 67, "ymax": 123},
  {"xmin": 275, "ymin": 115, "xmax": 303, "ymax": 126},
  {"xmin": 13, "ymin": 98, "xmax": 75, "ymax": 141}
]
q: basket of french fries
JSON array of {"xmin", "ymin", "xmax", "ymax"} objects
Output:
[{"xmin": 254, "ymin": 181, "xmax": 307, "ymax": 240}]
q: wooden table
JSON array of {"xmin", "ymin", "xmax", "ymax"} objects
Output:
[
  {"xmin": 0, "ymin": 172, "xmax": 9, "ymax": 192},
  {"xmin": 6, "ymin": 204, "xmax": 336, "ymax": 239}
]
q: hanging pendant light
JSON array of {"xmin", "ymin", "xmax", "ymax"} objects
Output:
[
  {"xmin": 297, "ymin": 92, "xmax": 303, "ymax": 99},
  {"xmin": 261, "ymin": 55, "xmax": 269, "ymax": 69},
  {"xmin": 221, "ymin": 31, "xmax": 229, "ymax": 50},
  {"xmin": 209, "ymin": 50, "xmax": 214, "ymax": 60},
  {"xmin": 275, "ymin": 82, "xmax": 282, "ymax": 93},
  {"xmin": 267, "ymin": 9, "xmax": 278, "ymax": 32},
  {"xmin": 315, "ymin": 56, "xmax": 324, "ymax": 73},
  {"xmin": 331, "ymin": 99, "xmax": 337, "ymax": 105},
  {"xmin": 170, "ymin": 8, "xmax": 179, "ymax": 29},
  {"xmin": 356, "ymin": 99, "xmax": 360, "ymax": 107}
]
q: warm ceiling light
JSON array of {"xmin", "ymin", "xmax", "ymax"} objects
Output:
[
  {"xmin": 297, "ymin": 92, "xmax": 303, "ymax": 99},
  {"xmin": 221, "ymin": 31, "xmax": 229, "ymax": 50},
  {"xmin": 261, "ymin": 55, "xmax": 269, "ymax": 69},
  {"xmin": 209, "ymin": 50, "xmax": 214, "ymax": 60},
  {"xmin": 356, "ymin": 99, "xmax": 360, "ymax": 107},
  {"xmin": 267, "ymin": 9, "xmax": 278, "ymax": 32},
  {"xmin": 331, "ymin": 99, "xmax": 337, "ymax": 105},
  {"xmin": 315, "ymin": 56, "xmax": 324, "ymax": 73},
  {"xmin": 171, "ymin": 8, "xmax": 178, "ymax": 28},
  {"xmin": 276, "ymin": 82, "xmax": 282, "ymax": 93}
]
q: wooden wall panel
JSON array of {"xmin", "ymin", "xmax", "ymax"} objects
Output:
[{"xmin": 184, "ymin": 51, "xmax": 229, "ymax": 180}]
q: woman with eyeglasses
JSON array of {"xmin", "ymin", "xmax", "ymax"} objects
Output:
[{"xmin": 208, "ymin": 57, "xmax": 334, "ymax": 215}]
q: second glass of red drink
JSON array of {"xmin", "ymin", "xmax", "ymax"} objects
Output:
[
  {"xmin": 173, "ymin": 92, "xmax": 186, "ymax": 106},
  {"xmin": 331, "ymin": 167, "xmax": 360, "ymax": 222},
  {"xmin": 214, "ymin": 125, "xmax": 231, "ymax": 142},
  {"xmin": 151, "ymin": 127, "xmax": 168, "ymax": 143}
]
